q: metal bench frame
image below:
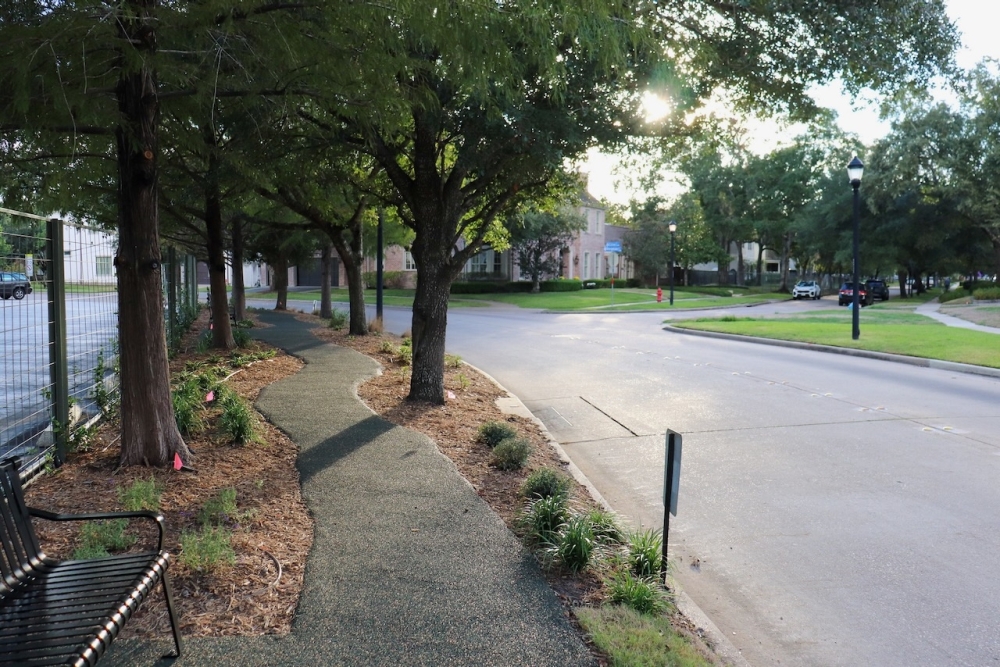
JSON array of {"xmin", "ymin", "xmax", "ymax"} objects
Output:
[{"xmin": 0, "ymin": 458, "xmax": 182, "ymax": 666}]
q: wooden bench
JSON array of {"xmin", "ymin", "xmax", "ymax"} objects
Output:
[{"xmin": 0, "ymin": 458, "xmax": 182, "ymax": 666}]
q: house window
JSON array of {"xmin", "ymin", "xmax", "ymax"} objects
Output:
[
  {"xmin": 595, "ymin": 253, "xmax": 602, "ymax": 278},
  {"xmin": 584, "ymin": 252, "xmax": 590, "ymax": 279},
  {"xmin": 96, "ymin": 256, "xmax": 113, "ymax": 277},
  {"xmin": 405, "ymin": 251, "xmax": 417, "ymax": 271},
  {"xmin": 493, "ymin": 251, "xmax": 502, "ymax": 274},
  {"xmin": 469, "ymin": 251, "xmax": 489, "ymax": 274},
  {"xmin": 766, "ymin": 262, "xmax": 779, "ymax": 273}
]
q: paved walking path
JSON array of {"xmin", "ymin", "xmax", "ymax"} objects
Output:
[
  {"xmin": 104, "ymin": 312, "xmax": 594, "ymax": 667},
  {"xmin": 915, "ymin": 299, "xmax": 1000, "ymax": 334}
]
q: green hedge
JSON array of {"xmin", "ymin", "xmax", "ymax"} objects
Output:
[
  {"xmin": 450, "ymin": 279, "xmax": 585, "ymax": 293},
  {"xmin": 973, "ymin": 286, "xmax": 1000, "ymax": 301},
  {"xmin": 362, "ymin": 271, "xmax": 408, "ymax": 289},
  {"xmin": 939, "ymin": 289, "xmax": 972, "ymax": 303}
]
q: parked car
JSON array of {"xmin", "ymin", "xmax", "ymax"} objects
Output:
[
  {"xmin": 0, "ymin": 272, "xmax": 32, "ymax": 300},
  {"xmin": 838, "ymin": 281, "xmax": 872, "ymax": 306},
  {"xmin": 865, "ymin": 279, "xmax": 890, "ymax": 301},
  {"xmin": 792, "ymin": 280, "xmax": 821, "ymax": 300}
]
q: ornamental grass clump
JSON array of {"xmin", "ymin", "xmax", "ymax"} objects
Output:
[
  {"xmin": 549, "ymin": 514, "xmax": 595, "ymax": 572},
  {"xmin": 628, "ymin": 528, "xmax": 663, "ymax": 577},
  {"xmin": 477, "ymin": 420, "xmax": 518, "ymax": 447},
  {"xmin": 490, "ymin": 436, "xmax": 531, "ymax": 471},
  {"xmin": 520, "ymin": 493, "xmax": 569, "ymax": 546},
  {"xmin": 608, "ymin": 571, "xmax": 668, "ymax": 615},
  {"xmin": 219, "ymin": 388, "xmax": 262, "ymax": 445}
]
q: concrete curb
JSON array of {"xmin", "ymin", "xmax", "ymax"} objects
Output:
[
  {"xmin": 468, "ymin": 361, "xmax": 751, "ymax": 667},
  {"xmin": 664, "ymin": 325, "xmax": 1000, "ymax": 380}
]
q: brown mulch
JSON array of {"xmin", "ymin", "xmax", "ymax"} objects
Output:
[{"xmin": 24, "ymin": 310, "xmax": 311, "ymax": 639}]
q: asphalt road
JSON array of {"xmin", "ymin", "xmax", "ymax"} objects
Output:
[
  {"xmin": 1, "ymin": 290, "xmax": 118, "ymax": 457},
  {"xmin": 248, "ymin": 294, "xmax": 1000, "ymax": 666}
]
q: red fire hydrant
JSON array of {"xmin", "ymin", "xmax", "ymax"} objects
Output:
[{"xmin": 656, "ymin": 286, "xmax": 663, "ymax": 303}]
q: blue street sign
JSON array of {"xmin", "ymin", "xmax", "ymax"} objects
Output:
[{"xmin": 604, "ymin": 241, "xmax": 622, "ymax": 253}]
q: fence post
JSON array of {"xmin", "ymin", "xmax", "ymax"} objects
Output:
[
  {"xmin": 167, "ymin": 246, "xmax": 177, "ymax": 345},
  {"xmin": 46, "ymin": 218, "xmax": 69, "ymax": 465}
]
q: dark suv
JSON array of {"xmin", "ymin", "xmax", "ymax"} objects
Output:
[
  {"xmin": 838, "ymin": 281, "xmax": 872, "ymax": 307},
  {"xmin": 0, "ymin": 272, "xmax": 33, "ymax": 300},
  {"xmin": 865, "ymin": 279, "xmax": 889, "ymax": 301}
]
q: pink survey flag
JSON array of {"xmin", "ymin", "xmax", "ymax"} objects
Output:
[{"xmin": 173, "ymin": 453, "xmax": 183, "ymax": 470}]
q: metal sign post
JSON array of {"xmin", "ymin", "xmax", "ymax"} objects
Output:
[
  {"xmin": 661, "ymin": 430, "xmax": 682, "ymax": 584},
  {"xmin": 604, "ymin": 241, "xmax": 621, "ymax": 307}
]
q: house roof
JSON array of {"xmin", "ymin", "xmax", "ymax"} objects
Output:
[{"xmin": 578, "ymin": 189, "xmax": 604, "ymax": 210}]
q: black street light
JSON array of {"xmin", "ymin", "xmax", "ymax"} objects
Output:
[
  {"xmin": 668, "ymin": 221, "xmax": 677, "ymax": 306},
  {"xmin": 847, "ymin": 156, "xmax": 864, "ymax": 340}
]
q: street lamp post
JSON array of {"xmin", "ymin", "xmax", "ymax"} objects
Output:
[
  {"xmin": 668, "ymin": 221, "xmax": 677, "ymax": 306},
  {"xmin": 847, "ymin": 156, "xmax": 864, "ymax": 340}
]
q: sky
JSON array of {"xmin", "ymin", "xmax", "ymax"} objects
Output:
[{"xmin": 585, "ymin": 0, "xmax": 1000, "ymax": 206}]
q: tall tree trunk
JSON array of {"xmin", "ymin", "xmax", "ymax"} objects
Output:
[
  {"xmin": 755, "ymin": 243, "xmax": 764, "ymax": 287},
  {"xmin": 718, "ymin": 237, "xmax": 729, "ymax": 285},
  {"xmin": 231, "ymin": 216, "xmax": 246, "ymax": 322},
  {"xmin": 779, "ymin": 232, "xmax": 792, "ymax": 292},
  {"xmin": 273, "ymin": 256, "xmax": 288, "ymax": 309},
  {"xmin": 409, "ymin": 256, "xmax": 450, "ymax": 404},
  {"xmin": 115, "ymin": 1, "xmax": 190, "ymax": 467},
  {"xmin": 205, "ymin": 149, "xmax": 234, "ymax": 349},
  {"xmin": 736, "ymin": 242, "xmax": 745, "ymax": 286},
  {"xmin": 320, "ymin": 243, "xmax": 332, "ymax": 319}
]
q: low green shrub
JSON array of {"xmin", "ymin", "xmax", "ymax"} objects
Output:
[
  {"xmin": 199, "ymin": 487, "xmax": 238, "ymax": 526},
  {"xmin": 938, "ymin": 289, "xmax": 972, "ymax": 303},
  {"xmin": 477, "ymin": 420, "xmax": 518, "ymax": 447},
  {"xmin": 220, "ymin": 391, "xmax": 262, "ymax": 445},
  {"xmin": 550, "ymin": 514, "xmax": 595, "ymax": 572},
  {"xmin": 118, "ymin": 477, "xmax": 162, "ymax": 512},
  {"xmin": 232, "ymin": 328, "xmax": 253, "ymax": 348},
  {"xmin": 607, "ymin": 571, "xmax": 668, "ymax": 615},
  {"xmin": 628, "ymin": 528, "xmax": 663, "ymax": 577},
  {"xmin": 520, "ymin": 494, "xmax": 569, "ymax": 545},
  {"xmin": 491, "ymin": 436, "xmax": 531, "ymax": 470},
  {"xmin": 179, "ymin": 526, "xmax": 236, "ymax": 572},
  {"xmin": 73, "ymin": 519, "xmax": 137, "ymax": 560},
  {"xmin": 587, "ymin": 509, "xmax": 626, "ymax": 545},
  {"xmin": 540, "ymin": 279, "xmax": 582, "ymax": 292},
  {"xmin": 973, "ymin": 286, "xmax": 1000, "ymax": 301},
  {"xmin": 195, "ymin": 330, "xmax": 212, "ymax": 354},
  {"xmin": 520, "ymin": 468, "xmax": 571, "ymax": 499},
  {"xmin": 328, "ymin": 310, "xmax": 348, "ymax": 330},
  {"xmin": 397, "ymin": 337, "xmax": 412, "ymax": 366},
  {"xmin": 172, "ymin": 378, "xmax": 206, "ymax": 435},
  {"xmin": 363, "ymin": 271, "xmax": 408, "ymax": 289},
  {"xmin": 444, "ymin": 353, "xmax": 463, "ymax": 368}
]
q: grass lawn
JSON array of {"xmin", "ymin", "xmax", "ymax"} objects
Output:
[
  {"xmin": 673, "ymin": 308, "xmax": 1000, "ymax": 368},
  {"xmin": 451, "ymin": 289, "xmax": 786, "ymax": 311},
  {"xmin": 576, "ymin": 605, "xmax": 714, "ymax": 667}
]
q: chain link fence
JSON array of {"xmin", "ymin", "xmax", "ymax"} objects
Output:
[{"xmin": 1, "ymin": 207, "xmax": 198, "ymax": 480}]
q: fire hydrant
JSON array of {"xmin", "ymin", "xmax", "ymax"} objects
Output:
[{"xmin": 656, "ymin": 286, "xmax": 663, "ymax": 303}]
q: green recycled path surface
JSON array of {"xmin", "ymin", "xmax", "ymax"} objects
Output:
[{"xmin": 104, "ymin": 311, "xmax": 594, "ymax": 667}]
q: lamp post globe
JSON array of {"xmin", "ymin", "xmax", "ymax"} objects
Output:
[{"xmin": 847, "ymin": 156, "xmax": 864, "ymax": 340}]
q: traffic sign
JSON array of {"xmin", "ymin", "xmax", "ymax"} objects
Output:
[{"xmin": 604, "ymin": 240, "xmax": 622, "ymax": 253}]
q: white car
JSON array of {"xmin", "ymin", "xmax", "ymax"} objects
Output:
[{"xmin": 792, "ymin": 280, "xmax": 821, "ymax": 299}]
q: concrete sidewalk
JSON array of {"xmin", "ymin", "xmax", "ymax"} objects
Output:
[
  {"xmin": 104, "ymin": 312, "xmax": 594, "ymax": 666},
  {"xmin": 915, "ymin": 299, "xmax": 1000, "ymax": 334}
]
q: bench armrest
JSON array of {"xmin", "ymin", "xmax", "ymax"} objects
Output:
[{"xmin": 28, "ymin": 508, "xmax": 166, "ymax": 552}]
